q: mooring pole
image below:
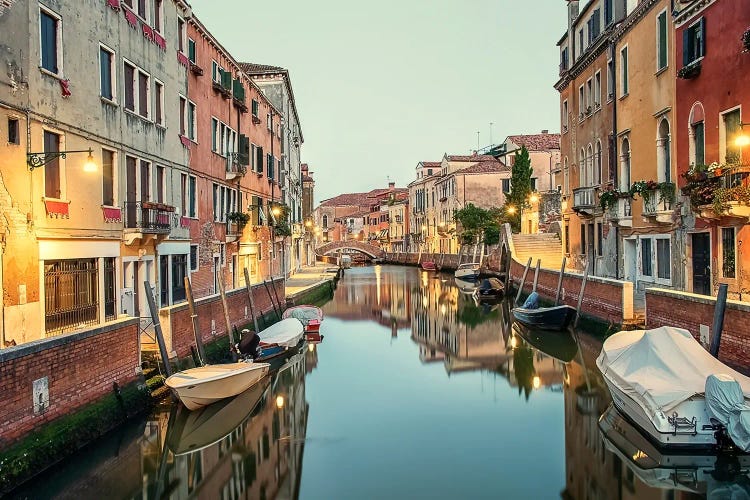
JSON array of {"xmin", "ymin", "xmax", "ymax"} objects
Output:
[
  {"xmin": 710, "ymin": 283, "xmax": 729, "ymax": 358},
  {"xmin": 532, "ymin": 259, "xmax": 541, "ymax": 293},
  {"xmin": 263, "ymin": 279, "xmax": 280, "ymax": 319},
  {"xmin": 216, "ymin": 276, "xmax": 237, "ymax": 359},
  {"xmin": 514, "ymin": 257, "xmax": 533, "ymax": 305},
  {"xmin": 243, "ymin": 268, "xmax": 260, "ymax": 332},
  {"xmin": 184, "ymin": 276, "xmax": 205, "ymax": 365},
  {"xmin": 573, "ymin": 258, "xmax": 590, "ymax": 329},
  {"xmin": 555, "ymin": 257, "xmax": 567, "ymax": 306},
  {"xmin": 144, "ymin": 281, "xmax": 173, "ymax": 376},
  {"xmin": 503, "ymin": 244, "xmax": 512, "ymax": 291},
  {"xmin": 271, "ymin": 276, "xmax": 285, "ymax": 315}
]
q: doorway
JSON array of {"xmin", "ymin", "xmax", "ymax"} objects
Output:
[{"xmin": 691, "ymin": 233, "xmax": 711, "ymax": 295}]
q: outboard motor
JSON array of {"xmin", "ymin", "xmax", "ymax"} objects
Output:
[
  {"xmin": 705, "ymin": 374, "xmax": 750, "ymax": 452},
  {"xmin": 236, "ymin": 328, "xmax": 262, "ymax": 360}
]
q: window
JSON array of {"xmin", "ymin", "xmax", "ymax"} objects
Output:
[
  {"xmin": 580, "ymin": 224, "xmax": 586, "ymax": 256},
  {"xmin": 594, "ymin": 141, "xmax": 602, "ymax": 185},
  {"xmin": 138, "ymin": 71, "xmax": 149, "ymax": 118},
  {"xmin": 180, "ymin": 173, "xmax": 187, "ymax": 215},
  {"xmin": 562, "ymin": 100, "xmax": 568, "ymax": 131},
  {"xmin": 578, "ymin": 85, "xmax": 584, "ymax": 117},
  {"xmin": 124, "ymin": 61, "xmax": 135, "ymax": 111},
  {"xmin": 102, "ymin": 149, "xmax": 114, "ymax": 206},
  {"xmin": 188, "ymin": 175, "xmax": 197, "ymax": 218},
  {"xmin": 596, "ymin": 223, "xmax": 603, "ymax": 257},
  {"xmin": 585, "ymin": 78, "xmax": 592, "ymax": 112},
  {"xmin": 620, "ymin": 137, "xmax": 631, "ymax": 190},
  {"xmin": 657, "ymin": 10, "xmax": 668, "ymax": 71},
  {"xmin": 8, "ymin": 118, "xmax": 19, "ymax": 144},
  {"xmin": 656, "ymin": 238, "xmax": 670, "ymax": 280},
  {"xmin": 40, "ymin": 7, "xmax": 61, "ymax": 74},
  {"xmin": 177, "ymin": 17, "xmax": 185, "ymax": 53},
  {"xmin": 620, "ymin": 46, "xmax": 629, "ymax": 96},
  {"xmin": 154, "ymin": 80, "xmax": 164, "ymax": 126},
  {"xmin": 44, "ymin": 259, "xmax": 99, "ymax": 335},
  {"xmin": 502, "ymin": 179, "xmax": 510, "ymax": 193},
  {"xmin": 251, "ymin": 99, "xmax": 259, "ymax": 117},
  {"xmin": 190, "ymin": 245, "xmax": 199, "ymax": 271},
  {"xmin": 267, "ymin": 154, "xmax": 275, "ymax": 180},
  {"xmin": 722, "ymin": 109, "xmax": 742, "ymax": 165},
  {"xmin": 594, "ymin": 71, "xmax": 601, "ymax": 108},
  {"xmin": 99, "ymin": 45, "xmax": 115, "ymax": 101},
  {"xmin": 683, "ymin": 18, "xmax": 705, "ymax": 66},
  {"xmin": 531, "ymin": 178, "xmax": 537, "ymax": 191},
  {"xmin": 188, "ymin": 38, "xmax": 196, "ymax": 64},
  {"xmin": 156, "ymin": 165, "xmax": 164, "ymax": 203},
  {"xmin": 140, "ymin": 160, "xmax": 150, "ymax": 201},
  {"xmin": 560, "ymin": 47, "xmax": 569, "ymax": 72},
  {"xmin": 211, "ymin": 117, "xmax": 217, "ymax": 151},
  {"xmin": 267, "ymin": 113, "xmax": 272, "ymax": 130},
  {"xmin": 104, "ymin": 257, "xmax": 116, "ymax": 321},
  {"xmin": 172, "ymin": 254, "xmax": 187, "ymax": 302},
  {"xmin": 692, "ymin": 121, "xmax": 705, "ymax": 166},
  {"xmin": 211, "ymin": 60, "xmax": 224, "ymax": 84},
  {"xmin": 657, "ymin": 119, "xmax": 671, "ymax": 183},
  {"xmin": 607, "ymin": 58, "xmax": 614, "ymax": 100},
  {"xmin": 641, "ymin": 238, "xmax": 653, "ymax": 277},
  {"xmin": 44, "ymin": 130, "xmax": 61, "ymax": 198},
  {"xmin": 322, "ymin": 214, "xmax": 328, "ymax": 228},
  {"xmin": 153, "ymin": 0, "xmax": 163, "ymax": 32},
  {"xmin": 721, "ymin": 228, "xmax": 736, "ymax": 279},
  {"xmin": 604, "ymin": 0, "xmax": 613, "ymax": 25},
  {"xmin": 256, "ymin": 145, "xmax": 263, "ymax": 170},
  {"xmin": 186, "ymin": 101, "xmax": 196, "ymax": 141}
]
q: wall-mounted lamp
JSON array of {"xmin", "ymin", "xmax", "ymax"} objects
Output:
[{"xmin": 27, "ymin": 148, "xmax": 97, "ymax": 172}]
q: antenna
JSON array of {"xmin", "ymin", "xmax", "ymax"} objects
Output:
[
  {"xmin": 476, "ymin": 131, "xmax": 480, "ymax": 151},
  {"xmin": 490, "ymin": 122, "xmax": 494, "ymax": 146}
]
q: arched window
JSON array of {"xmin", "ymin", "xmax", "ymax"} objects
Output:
[
  {"xmin": 620, "ymin": 138, "xmax": 631, "ymax": 191},
  {"xmin": 322, "ymin": 214, "xmax": 328, "ymax": 228},
  {"xmin": 657, "ymin": 118, "xmax": 671, "ymax": 183},
  {"xmin": 586, "ymin": 144, "xmax": 594, "ymax": 187},
  {"xmin": 689, "ymin": 102, "xmax": 706, "ymax": 166},
  {"xmin": 579, "ymin": 148, "xmax": 586, "ymax": 186},
  {"xmin": 595, "ymin": 141, "xmax": 602, "ymax": 185}
]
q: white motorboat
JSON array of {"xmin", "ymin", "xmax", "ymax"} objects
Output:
[
  {"xmin": 596, "ymin": 326, "xmax": 750, "ymax": 451},
  {"xmin": 165, "ymin": 362, "xmax": 270, "ymax": 411},
  {"xmin": 455, "ymin": 262, "xmax": 480, "ymax": 281}
]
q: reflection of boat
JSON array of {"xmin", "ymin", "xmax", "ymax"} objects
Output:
[
  {"xmin": 477, "ymin": 278, "xmax": 504, "ymax": 300},
  {"xmin": 341, "ymin": 255, "xmax": 352, "ymax": 268},
  {"xmin": 599, "ymin": 404, "xmax": 750, "ymax": 494},
  {"xmin": 167, "ymin": 377, "xmax": 270, "ymax": 455},
  {"xmin": 597, "ymin": 326, "xmax": 750, "ymax": 450},
  {"xmin": 455, "ymin": 263, "xmax": 480, "ymax": 281},
  {"xmin": 421, "ymin": 261, "xmax": 437, "ymax": 271},
  {"xmin": 258, "ymin": 318, "xmax": 305, "ymax": 362},
  {"xmin": 282, "ymin": 305, "xmax": 324, "ymax": 341},
  {"xmin": 454, "ymin": 277, "xmax": 478, "ymax": 294},
  {"xmin": 165, "ymin": 362, "xmax": 270, "ymax": 411},
  {"xmin": 512, "ymin": 323, "xmax": 578, "ymax": 363}
]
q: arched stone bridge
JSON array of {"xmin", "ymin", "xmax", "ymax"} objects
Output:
[{"xmin": 316, "ymin": 240, "xmax": 385, "ymax": 259}]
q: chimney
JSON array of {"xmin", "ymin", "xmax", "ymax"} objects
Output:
[
  {"xmin": 388, "ymin": 181, "xmax": 395, "ymax": 190},
  {"xmin": 541, "ymin": 129, "xmax": 549, "ymax": 134}
]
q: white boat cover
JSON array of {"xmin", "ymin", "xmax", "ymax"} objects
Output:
[
  {"xmin": 705, "ymin": 374, "xmax": 750, "ymax": 451},
  {"xmin": 597, "ymin": 327, "xmax": 750, "ymax": 416},
  {"xmin": 258, "ymin": 318, "xmax": 304, "ymax": 347},
  {"xmin": 282, "ymin": 305, "xmax": 323, "ymax": 325}
]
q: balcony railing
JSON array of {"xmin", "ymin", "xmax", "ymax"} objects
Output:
[
  {"xmin": 572, "ymin": 186, "xmax": 597, "ymax": 211},
  {"xmin": 123, "ymin": 201, "xmax": 173, "ymax": 233},
  {"xmin": 642, "ymin": 187, "xmax": 675, "ymax": 224},
  {"xmin": 226, "ymin": 153, "xmax": 247, "ymax": 179},
  {"xmin": 605, "ymin": 198, "xmax": 632, "ymax": 227}
]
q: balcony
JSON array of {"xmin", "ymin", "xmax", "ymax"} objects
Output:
[
  {"xmin": 605, "ymin": 198, "xmax": 632, "ymax": 227},
  {"xmin": 642, "ymin": 188, "xmax": 675, "ymax": 224},
  {"xmin": 693, "ymin": 166, "xmax": 750, "ymax": 221},
  {"xmin": 226, "ymin": 221, "xmax": 243, "ymax": 242},
  {"xmin": 572, "ymin": 186, "xmax": 598, "ymax": 215},
  {"xmin": 123, "ymin": 201, "xmax": 173, "ymax": 245},
  {"xmin": 226, "ymin": 153, "xmax": 247, "ymax": 180}
]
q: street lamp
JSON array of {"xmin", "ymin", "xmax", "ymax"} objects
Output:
[
  {"xmin": 27, "ymin": 148, "xmax": 97, "ymax": 172},
  {"xmin": 529, "ymin": 193, "xmax": 539, "ymax": 204},
  {"xmin": 507, "ymin": 205, "xmax": 517, "ymax": 215},
  {"xmin": 276, "ymin": 395, "xmax": 285, "ymax": 409}
]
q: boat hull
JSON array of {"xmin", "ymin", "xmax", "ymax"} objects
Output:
[
  {"xmin": 166, "ymin": 362, "xmax": 270, "ymax": 411},
  {"xmin": 455, "ymin": 268, "xmax": 480, "ymax": 281},
  {"xmin": 603, "ymin": 377, "xmax": 717, "ymax": 449},
  {"xmin": 421, "ymin": 261, "xmax": 436, "ymax": 271},
  {"xmin": 512, "ymin": 305, "xmax": 576, "ymax": 331}
]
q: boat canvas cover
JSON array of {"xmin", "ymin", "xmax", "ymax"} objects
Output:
[
  {"xmin": 705, "ymin": 374, "xmax": 750, "ymax": 451},
  {"xmin": 597, "ymin": 327, "xmax": 750, "ymax": 416},
  {"xmin": 259, "ymin": 318, "xmax": 304, "ymax": 347},
  {"xmin": 282, "ymin": 306, "xmax": 323, "ymax": 325}
]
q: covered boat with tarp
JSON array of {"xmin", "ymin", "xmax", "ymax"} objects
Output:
[
  {"xmin": 282, "ymin": 305, "xmax": 324, "ymax": 341},
  {"xmin": 597, "ymin": 326, "xmax": 750, "ymax": 451}
]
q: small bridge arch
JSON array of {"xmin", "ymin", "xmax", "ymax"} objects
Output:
[{"xmin": 316, "ymin": 240, "xmax": 386, "ymax": 259}]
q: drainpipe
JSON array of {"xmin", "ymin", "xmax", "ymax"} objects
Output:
[{"xmin": 610, "ymin": 39, "xmax": 620, "ymax": 280}]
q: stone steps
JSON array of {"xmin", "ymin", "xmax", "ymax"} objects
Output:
[{"xmin": 512, "ymin": 232, "xmax": 563, "ymax": 270}]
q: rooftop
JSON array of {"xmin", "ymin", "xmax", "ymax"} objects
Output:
[
  {"xmin": 506, "ymin": 133, "xmax": 561, "ymax": 151},
  {"xmin": 238, "ymin": 62, "xmax": 287, "ymax": 75}
]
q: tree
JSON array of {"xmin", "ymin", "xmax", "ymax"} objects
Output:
[
  {"xmin": 453, "ymin": 203, "xmax": 503, "ymax": 246},
  {"xmin": 504, "ymin": 145, "xmax": 533, "ymax": 233}
]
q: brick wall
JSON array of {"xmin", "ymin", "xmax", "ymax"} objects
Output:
[
  {"xmin": 646, "ymin": 288, "xmax": 750, "ymax": 368},
  {"xmin": 161, "ymin": 278, "xmax": 285, "ymax": 358},
  {"xmin": 0, "ymin": 318, "xmax": 140, "ymax": 445}
]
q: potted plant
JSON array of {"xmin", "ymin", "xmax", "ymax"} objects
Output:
[
  {"xmin": 226, "ymin": 211, "xmax": 250, "ymax": 227},
  {"xmin": 712, "ymin": 185, "xmax": 750, "ymax": 214},
  {"xmin": 743, "ymin": 27, "xmax": 750, "ymax": 52},
  {"xmin": 599, "ymin": 185, "xmax": 630, "ymax": 210},
  {"xmin": 677, "ymin": 60, "xmax": 702, "ymax": 79}
]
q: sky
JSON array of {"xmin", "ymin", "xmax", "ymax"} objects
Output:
[{"xmin": 191, "ymin": 0, "xmax": 568, "ymax": 202}]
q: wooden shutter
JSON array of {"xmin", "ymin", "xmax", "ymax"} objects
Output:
[
  {"xmin": 699, "ymin": 17, "xmax": 706, "ymax": 58},
  {"xmin": 44, "ymin": 131, "xmax": 60, "ymax": 198}
]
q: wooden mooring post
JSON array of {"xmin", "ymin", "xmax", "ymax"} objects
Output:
[
  {"xmin": 555, "ymin": 257, "xmax": 567, "ymax": 305},
  {"xmin": 243, "ymin": 268, "xmax": 260, "ymax": 332},
  {"xmin": 532, "ymin": 259, "xmax": 541, "ymax": 293},
  {"xmin": 183, "ymin": 276, "xmax": 205, "ymax": 366},
  {"xmin": 514, "ymin": 257, "xmax": 533, "ymax": 305},
  {"xmin": 573, "ymin": 258, "xmax": 590, "ymax": 329},
  {"xmin": 216, "ymin": 276, "xmax": 236, "ymax": 355},
  {"xmin": 263, "ymin": 279, "xmax": 280, "ymax": 319},
  {"xmin": 144, "ymin": 281, "xmax": 173, "ymax": 376},
  {"xmin": 710, "ymin": 283, "xmax": 729, "ymax": 358}
]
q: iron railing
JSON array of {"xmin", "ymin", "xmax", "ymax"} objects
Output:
[
  {"xmin": 573, "ymin": 186, "xmax": 597, "ymax": 210},
  {"xmin": 44, "ymin": 258, "xmax": 99, "ymax": 335},
  {"xmin": 123, "ymin": 201, "xmax": 173, "ymax": 233}
]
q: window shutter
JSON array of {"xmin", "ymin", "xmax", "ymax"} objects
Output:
[
  {"xmin": 699, "ymin": 17, "xmax": 706, "ymax": 58},
  {"xmin": 221, "ymin": 70, "xmax": 232, "ymax": 91},
  {"xmin": 682, "ymin": 28, "xmax": 690, "ymax": 66},
  {"xmin": 238, "ymin": 134, "xmax": 250, "ymax": 165}
]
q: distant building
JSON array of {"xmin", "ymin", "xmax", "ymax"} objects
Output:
[
  {"xmin": 301, "ymin": 164, "xmax": 315, "ymax": 265},
  {"xmin": 493, "ymin": 131, "xmax": 561, "ymax": 193}
]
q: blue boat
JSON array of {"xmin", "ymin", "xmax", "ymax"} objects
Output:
[{"xmin": 512, "ymin": 292, "xmax": 577, "ymax": 331}]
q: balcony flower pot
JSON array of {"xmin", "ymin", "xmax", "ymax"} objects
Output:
[
  {"xmin": 743, "ymin": 28, "xmax": 750, "ymax": 52},
  {"xmin": 677, "ymin": 60, "xmax": 701, "ymax": 79}
]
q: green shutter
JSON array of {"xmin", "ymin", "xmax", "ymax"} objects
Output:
[
  {"xmin": 238, "ymin": 134, "xmax": 250, "ymax": 165},
  {"xmin": 232, "ymin": 79, "xmax": 245, "ymax": 102},
  {"xmin": 658, "ymin": 13, "xmax": 667, "ymax": 70},
  {"xmin": 188, "ymin": 39, "xmax": 196, "ymax": 63},
  {"xmin": 221, "ymin": 70, "xmax": 232, "ymax": 90}
]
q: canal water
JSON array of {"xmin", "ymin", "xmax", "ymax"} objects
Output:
[{"xmin": 11, "ymin": 265, "xmax": 750, "ymax": 499}]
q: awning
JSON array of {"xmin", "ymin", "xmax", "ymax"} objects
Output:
[{"xmin": 378, "ymin": 229, "xmax": 389, "ymax": 239}]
